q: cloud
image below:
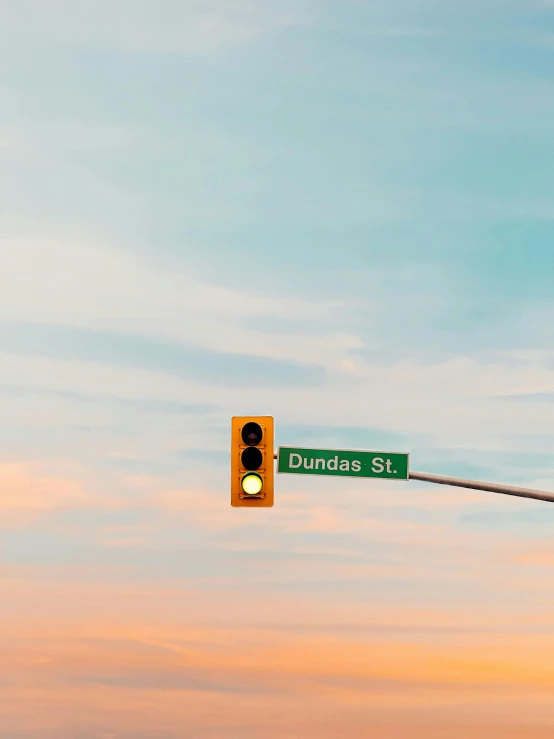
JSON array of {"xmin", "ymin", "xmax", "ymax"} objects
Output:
[
  {"xmin": 0, "ymin": 322, "xmax": 325, "ymax": 388},
  {"xmin": 0, "ymin": 237, "xmax": 357, "ymax": 370},
  {"xmin": 3, "ymin": 237, "xmax": 554, "ymax": 454},
  {"xmin": 0, "ymin": 461, "xmax": 92, "ymax": 516},
  {"xmin": 0, "ymin": 385, "xmax": 214, "ymax": 415},
  {"xmin": 0, "ymin": 0, "xmax": 311, "ymax": 54},
  {"xmin": 3, "ymin": 0, "xmax": 554, "ymax": 735},
  {"xmin": 3, "ymin": 580, "xmax": 554, "ymax": 738}
]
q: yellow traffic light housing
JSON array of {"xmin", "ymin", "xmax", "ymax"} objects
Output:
[{"xmin": 231, "ymin": 416, "xmax": 274, "ymax": 507}]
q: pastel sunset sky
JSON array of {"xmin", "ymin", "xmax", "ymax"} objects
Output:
[{"xmin": 2, "ymin": 1, "xmax": 554, "ymax": 737}]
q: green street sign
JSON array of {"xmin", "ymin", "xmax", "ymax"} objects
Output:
[{"xmin": 277, "ymin": 446, "xmax": 409, "ymax": 480}]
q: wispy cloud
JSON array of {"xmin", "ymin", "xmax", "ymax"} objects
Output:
[
  {"xmin": 2, "ymin": 0, "xmax": 554, "ymax": 734},
  {"xmin": 0, "ymin": 462, "xmax": 92, "ymax": 517},
  {"xmin": 2, "ymin": 576, "xmax": 554, "ymax": 737},
  {"xmin": 0, "ymin": 321, "xmax": 325, "ymax": 387},
  {"xmin": 0, "ymin": 0, "xmax": 311, "ymax": 54}
]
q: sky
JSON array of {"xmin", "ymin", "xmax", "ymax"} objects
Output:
[{"xmin": 2, "ymin": 0, "xmax": 554, "ymax": 736}]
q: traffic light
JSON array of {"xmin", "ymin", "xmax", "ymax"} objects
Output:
[{"xmin": 231, "ymin": 416, "xmax": 274, "ymax": 507}]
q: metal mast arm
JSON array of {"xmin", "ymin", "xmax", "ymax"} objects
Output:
[
  {"xmin": 273, "ymin": 454, "xmax": 554, "ymax": 503},
  {"xmin": 409, "ymin": 471, "xmax": 554, "ymax": 504}
]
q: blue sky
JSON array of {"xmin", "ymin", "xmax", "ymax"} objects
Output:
[
  {"xmin": 2, "ymin": 1, "xmax": 554, "ymax": 737},
  {"xmin": 2, "ymin": 0, "xmax": 554, "ymax": 543}
]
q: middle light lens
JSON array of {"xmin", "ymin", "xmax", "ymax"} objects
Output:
[{"xmin": 241, "ymin": 447, "xmax": 263, "ymax": 471}]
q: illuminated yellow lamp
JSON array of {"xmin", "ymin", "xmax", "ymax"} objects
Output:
[{"xmin": 241, "ymin": 473, "xmax": 263, "ymax": 495}]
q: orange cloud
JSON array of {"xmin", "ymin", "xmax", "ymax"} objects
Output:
[
  {"xmin": 1, "ymin": 573, "xmax": 554, "ymax": 737},
  {"xmin": 2, "ymin": 459, "xmax": 554, "ymax": 737},
  {"xmin": 0, "ymin": 461, "xmax": 92, "ymax": 519}
]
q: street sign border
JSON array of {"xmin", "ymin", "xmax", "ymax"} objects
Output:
[{"xmin": 276, "ymin": 445, "xmax": 410, "ymax": 480}]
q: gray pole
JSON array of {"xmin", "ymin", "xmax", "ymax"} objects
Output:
[
  {"xmin": 273, "ymin": 454, "xmax": 554, "ymax": 504},
  {"xmin": 409, "ymin": 471, "xmax": 554, "ymax": 504}
]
